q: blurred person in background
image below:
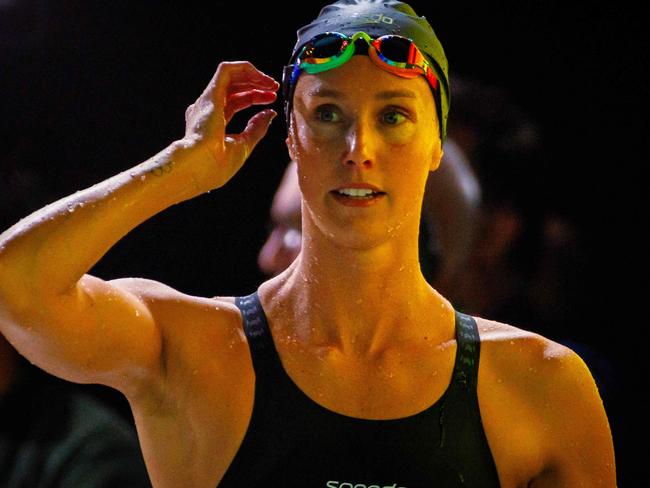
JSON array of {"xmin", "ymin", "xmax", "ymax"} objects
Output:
[{"xmin": 445, "ymin": 75, "xmax": 615, "ymax": 402}]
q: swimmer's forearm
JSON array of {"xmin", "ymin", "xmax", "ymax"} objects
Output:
[
  {"xmin": 1, "ymin": 60, "xmax": 277, "ymax": 328},
  {"xmin": 0, "ymin": 140, "xmax": 213, "ymax": 297}
]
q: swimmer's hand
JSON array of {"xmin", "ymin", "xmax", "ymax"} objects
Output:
[{"xmin": 180, "ymin": 61, "xmax": 279, "ymax": 190}]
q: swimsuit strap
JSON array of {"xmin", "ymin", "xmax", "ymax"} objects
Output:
[
  {"xmin": 452, "ymin": 310, "xmax": 481, "ymax": 390},
  {"xmin": 234, "ymin": 291, "xmax": 279, "ymax": 380},
  {"xmin": 236, "ymin": 291, "xmax": 481, "ymax": 392}
]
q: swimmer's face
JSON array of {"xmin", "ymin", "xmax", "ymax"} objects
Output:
[
  {"xmin": 258, "ymin": 161, "xmax": 302, "ymax": 277},
  {"xmin": 286, "ymin": 55, "xmax": 442, "ymax": 248}
]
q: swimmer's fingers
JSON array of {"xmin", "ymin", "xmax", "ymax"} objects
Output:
[
  {"xmin": 223, "ymin": 89, "xmax": 278, "ymax": 124},
  {"xmin": 210, "ymin": 61, "xmax": 279, "ymax": 136},
  {"xmin": 181, "ymin": 61, "xmax": 279, "ymax": 189},
  {"xmin": 224, "ymin": 108, "xmax": 277, "ymax": 170},
  {"xmin": 184, "ymin": 61, "xmax": 278, "ymax": 140}
]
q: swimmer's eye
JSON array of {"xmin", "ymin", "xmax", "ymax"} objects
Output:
[
  {"xmin": 313, "ymin": 105, "xmax": 410, "ymax": 126},
  {"xmin": 382, "ymin": 109, "xmax": 408, "ymax": 126},
  {"xmin": 315, "ymin": 105, "xmax": 340, "ymax": 123}
]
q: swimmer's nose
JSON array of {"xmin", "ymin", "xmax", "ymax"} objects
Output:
[{"xmin": 342, "ymin": 120, "xmax": 375, "ymax": 170}]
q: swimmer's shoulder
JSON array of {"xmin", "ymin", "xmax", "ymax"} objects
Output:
[
  {"xmin": 108, "ymin": 277, "xmax": 247, "ymax": 348},
  {"xmin": 468, "ymin": 317, "xmax": 592, "ymax": 398},
  {"xmin": 473, "ymin": 315, "xmax": 611, "ymax": 479}
]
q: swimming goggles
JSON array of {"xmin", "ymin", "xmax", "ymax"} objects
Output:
[{"xmin": 282, "ymin": 31, "xmax": 440, "ymax": 128}]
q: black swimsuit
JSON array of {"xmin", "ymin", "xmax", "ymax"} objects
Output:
[{"xmin": 218, "ymin": 289, "xmax": 501, "ymax": 487}]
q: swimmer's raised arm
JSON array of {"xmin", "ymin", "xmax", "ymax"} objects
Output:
[{"xmin": 0, "ymin": 61, "xmax": 279, "ymax": 397}]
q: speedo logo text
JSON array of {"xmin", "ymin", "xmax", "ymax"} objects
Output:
[
  {"xmin": 326, "ymin": 481, "xmax": 407, "ymax": 488},
  {"xmin": 349, "ymin": 12, "xmax": 395, "ymax": 25}
]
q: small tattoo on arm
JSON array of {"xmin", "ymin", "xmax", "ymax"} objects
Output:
[{"xmin": 147, "ymin": 160, "xmax": 175, "ymax": 177}]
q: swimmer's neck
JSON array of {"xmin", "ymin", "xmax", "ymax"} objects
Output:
[{"xmin": 260, "ymin": 229, "xmax": 452, "ymax": 357}]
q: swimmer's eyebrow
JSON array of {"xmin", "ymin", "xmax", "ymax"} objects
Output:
[
  {"xmin": 307, "ymin": 88, "xmax": 417, "ymax": 99},
  {"xmin": 376, "ymin": 89, "xmax": 417, "ymax": 100}
]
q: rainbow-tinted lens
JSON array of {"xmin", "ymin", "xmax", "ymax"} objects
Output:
[
  {"xmin": 298, "ymin": 32, "xmax": 357, "ymax": 74},
  {"xmin": 295, "ymin": 31, "xmax": 437, "ymax": 90},
  {"xmin": 282, "ymin": 31, "xmax": 443, "ymax": 139},
  {"xmin": 303, "ymin": 33, "xmax": 349, "ymax": 60},
  {"xmin": 373, "ymin": 35, "xmax": 413, "ymax": 64}
]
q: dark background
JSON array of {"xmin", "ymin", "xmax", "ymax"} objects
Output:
[{"xmin": 1, "ymin": 0, "xmax": 645, "ymax": 484}]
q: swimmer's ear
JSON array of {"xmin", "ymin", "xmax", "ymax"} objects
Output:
[
  {"xmin": 285, "ymin": 113, "xmax": 298, "ymax": 161},
  {"xmin": 429, "ymin": 139, "xmax": 444, "ymax": 172},
  {"xmin": 286, "ymin": 134, "xmax": 296, "ymax": 161}
]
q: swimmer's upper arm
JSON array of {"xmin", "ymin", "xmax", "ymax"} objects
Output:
[
  {"xmin": 0, "ymin": 272, "xmax": 167, "ymax": 397},
  {"xmin": 531, "ymin": 342, "xmax": 617, "ymax": 487}
]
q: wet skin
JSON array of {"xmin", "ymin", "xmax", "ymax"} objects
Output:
[{"xmin": 0, "ymin": 58, "xmax": 616, "ymax": 487}]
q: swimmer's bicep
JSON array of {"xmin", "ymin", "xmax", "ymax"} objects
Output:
[{"xmin": 21, "ymin": 274, "xmax": 163, "ymax": 394}]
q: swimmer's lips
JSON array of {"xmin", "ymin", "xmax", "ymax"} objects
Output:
[{"xmin": 330, "ymin": 183, "xmax": 386, "ymax": 207}]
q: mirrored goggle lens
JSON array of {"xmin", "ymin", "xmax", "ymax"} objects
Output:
[
  {"xmin": 374, "ymin": 35, "xmax": 414, "ymax": 64},
  {"xmin": 300, "ymin": 33, "xmax": 417, "ymax": 66},
  {"xmin": 302, "ymin": 34, "xmax": 348, "ymax": 61}
]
